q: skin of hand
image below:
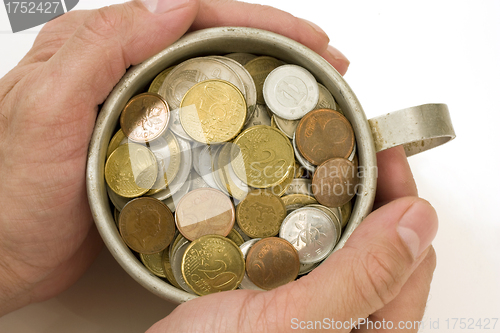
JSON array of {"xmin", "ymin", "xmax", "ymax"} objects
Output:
[
  {"xmin": 0, "ymin": 0, "xmax": 348, "ymax": 316},
  {"xmin": 146, "ymin": 147, "xmax": 438, "ymax": 333},
  {"xmin": 0, "ymin": 1, "xmax": 438, "ymax": 332}
]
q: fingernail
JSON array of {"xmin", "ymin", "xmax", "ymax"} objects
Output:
[
  {"xmin": 326, "ymin": 45, "xmax": 349, "ymax": 63},
  {"xmin": 301, "ymin": 18, "xmax": 329, "ymax": 41},
  {"xmin": 397, "ymin": 200, "xmax": 438, "ymax": 259},
  {"xmin": 322, "ymin": 45, "xmax": 350, "ymax": 76},
  {"xmin": 139, "ymin": 0, "xmax": 189, "ymax": 14}
]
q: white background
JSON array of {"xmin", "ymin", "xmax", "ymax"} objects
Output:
[{"xmin": 1, "ymin": 0, "xmax": 499, "ymax": 332}]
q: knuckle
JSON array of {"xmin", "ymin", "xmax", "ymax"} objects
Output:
[
  {"xmin": 82, "ymin": 7, "xmax": 122, "ymax": 40},
  {"xmin": 356, "ymin": 243, "xmax": 408, "ymax": 306}
]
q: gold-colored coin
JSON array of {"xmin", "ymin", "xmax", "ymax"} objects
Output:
[
  {"xmin": 236, "ymin": 190, "xmax": 287, "ymax": 238},
  {"xmin": 226, "ymin": 228, "xmax": 245, "ymax": 247},
  {"xmin": 217, "ymin": 143, "xmax": 250, "ymax": 201},
  {"xmin": 231, "ymin": 125, "xmax": 294, "ymax": 188},
  {"xmin": 179, "ymin": 79, "xmax": 247, "ymax": 144},
  {"xmin": 140, "ymin": 249, "xmax": 167, "ymax": 278},
  {"xmin": 113, "ymin": 207, "xmax": 120, "ymax": 227},
  {"xmin": 245, "ymin": 237, "xmax": 300, "ymax": 290},
  {"xmin": 162, "ymin": 247, "xmax": 182, "ymax": 289},
  {"xmin": 270, "ymin": 163, "xmax": 295, "ymax": 197},
  {"xmin": 170, "ymin": 232, "xmax": 183, "ymax": 257},
  {"xmin": 119, "ymin": 197, "xmax": 175, "ymax": 254},
  {"xmin": 295, "ymin": 160, "xmax": 307, "ymax": 178},
  {"xmin": 182, "ymin": 235, "xmax": 245, "ymax": 296},
  {"xmin": 340, "ymin": 200, "xmax": 352, "ymax": 228},
  {"xmin": 149, "ymin": 66, "xmax": 174, "ymax": 94},
  {"xmin": 120, "ymin": 93, "xmax": 170, "ymax": 143},
  {"xmin": 105, "ymin": 143, "xmax": 158, "ymax": 198},
  {"xmin": 281, "ymin": 193, "xmax": 318, "ymax": 211},
  {"xmin": 146, "ymin": 131, "xmax": 181, "ymax": 196},
  {"xmin": 270, "ymin": 114, "xmax": 278, "ymax": 128},
  {"xmin": 107, "ymin": 129, "xmax": 127, "ymax": 159},
  {"xmin": 244, "ymin": 56, "xmax": 283, "ymax": 104}
]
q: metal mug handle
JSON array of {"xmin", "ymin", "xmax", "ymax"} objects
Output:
[{"xmin": 368, "ymin": 103, "xmax": 456, "ymax": 156}]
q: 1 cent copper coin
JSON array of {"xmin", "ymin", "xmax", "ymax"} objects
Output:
[
  {"xmin": 245, "ymin": 237, "xmax": 300, "ymax": 290},
  {"xmin": 120, "ymin": 92, "xmax": 170, "ymax": 143},
  {"xmin": 119, "ymin": 197, "xmax": 175, "ymax": 254},
  {"xmin": 296, "ymin": 108, "xmax": 355, "ymax": 165},
  {"xmin": 312, "ymin": 158, "xmax": 358, "ymax": 208},
  {"xmin": 175, "ymin": 188, "xmax": 235, "ymax": 241}
]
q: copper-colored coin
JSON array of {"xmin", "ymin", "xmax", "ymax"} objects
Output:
[
  {"xmin": 236, "ymin": 189, "xmax": 286, "ymax": 238},
  {"xmin": 312, "ymin": 158, "xmax": 358, "ymax": 208},
  {"xmin": 119, "ymin": 197, "xmax": 175, "ymax": 254},
  {"xmin": 245, "ymin": 237, "xmax": 300, "ymax": 290},
  {"xmin": 175, "ymin": 188, "xmax": 235, "ymax": 241},
  {"xmin": 296, "ymin": 109, "xmax": 355, "ymax": 165},
  {"xmin": 120, "ymin": 92, "xmax": 170, "ymax": 143}
]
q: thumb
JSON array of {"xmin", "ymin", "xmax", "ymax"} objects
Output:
[
  {"xmin": 281, "ymin": 197, "xmax": 438, "ymax": 328},
  {"xmin": 44, "ymin": 0, "xmax": 199, "ymax": 108}
]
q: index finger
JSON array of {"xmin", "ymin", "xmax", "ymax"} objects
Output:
[
  {"xmin": 374, "ymin": 145, "xmax": 418, "ymax": 208},
  {"xmin": 190, "ymin": 0, "xmax": 350, "ymax": 75}
]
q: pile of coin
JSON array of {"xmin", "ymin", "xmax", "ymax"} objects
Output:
[{"xmin": 104, "ymin": 53, "xmax": 358, "ymax": 296}]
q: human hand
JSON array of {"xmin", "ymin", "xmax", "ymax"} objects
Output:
[
  {"xmin": 0, "ymin": 0, "xmax": 348, "ymax": 316},
  {"xmin": 146, "ymin": 146, "xmax": 438, "ymax": 333}
]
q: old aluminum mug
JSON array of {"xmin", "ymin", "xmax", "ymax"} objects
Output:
[{"xmin": 86, "ymin": 27, "xmax": 455, "ymax": 304}]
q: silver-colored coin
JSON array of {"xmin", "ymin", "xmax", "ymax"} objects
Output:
[
  {"xmin": 191, "ymin": 143, "xmax": 205, "ymax": 175},
  {"xmin": 168, "ymin": 231, "xmax": 182, "ymax": 264},
  {"xmin": 198, "ymin": 145, "xmax": 222, "ymax": 190},
  {"xmin": 225, "ymin": 52, "xmax": 257, "ymax": 66},
  {"xmin": 162, "ymin": 171, "xmax": 193, "ymax": 212},
  {"xmin": 151, "ymin": 136, "xmax": 192, "ymax": 201},
  {"xmin": 307, "ymin": 204, "xmax": 342, "ymax": 243},
  {"xmin": 170, "ymin": 238, "xmax": 196, "ymax": 294},
  {"xmin": 315, "ymin": 83, "xmax": 337, "ymax": 110},
  {"xmin": 106, "ymin": 184, "xmax": 132, "ymax": 211},
  {"xmin": 273, "ymin": 114, "xmax": 298, "ymax": 139},
  {"xmin": 279, "ymin": 206, "xmax": 338, "ymax": 264},
  {"xmin": 210, "ymin": 55, "xmax": 257, "ymax": 120},
  {"xmin": 293, "ymin": 133, "xmax": 315, "ymax": 173},
  {"xmin": 146, "ymin": 131, "xmax": 181, "ymax": 192},
  {"xmin": 168, "ymin": 108, "xmax": 194, "ymax": 141},
  {"xmin": 158, "ymin": 57, "xmax": 246, "ymax": 111},
  {"xmin": 243, "ymin": 104, "xmax": 271, "ymax": 130},
  {"xmin": 189, "ymin": 170, "xmax": 211, "ymax": 191},
  {"xmin": 263, "ymin": 64, "xmax": 319, "ymax": 120},
  {"xmin": 238, "ymin": 238, "xmax": 265, "ymax": 291},
  {"xmin": 285, "ymin": 178, "xmax": 313, "ymax": 196},
  {"xmin": 299, "ymin": 261, "xmax": 320, "ymax": 275}
]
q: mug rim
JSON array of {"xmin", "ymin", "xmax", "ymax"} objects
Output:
[{"xmin": 86, "ymin": 26, "xmax": 378, "ymax": 304}]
